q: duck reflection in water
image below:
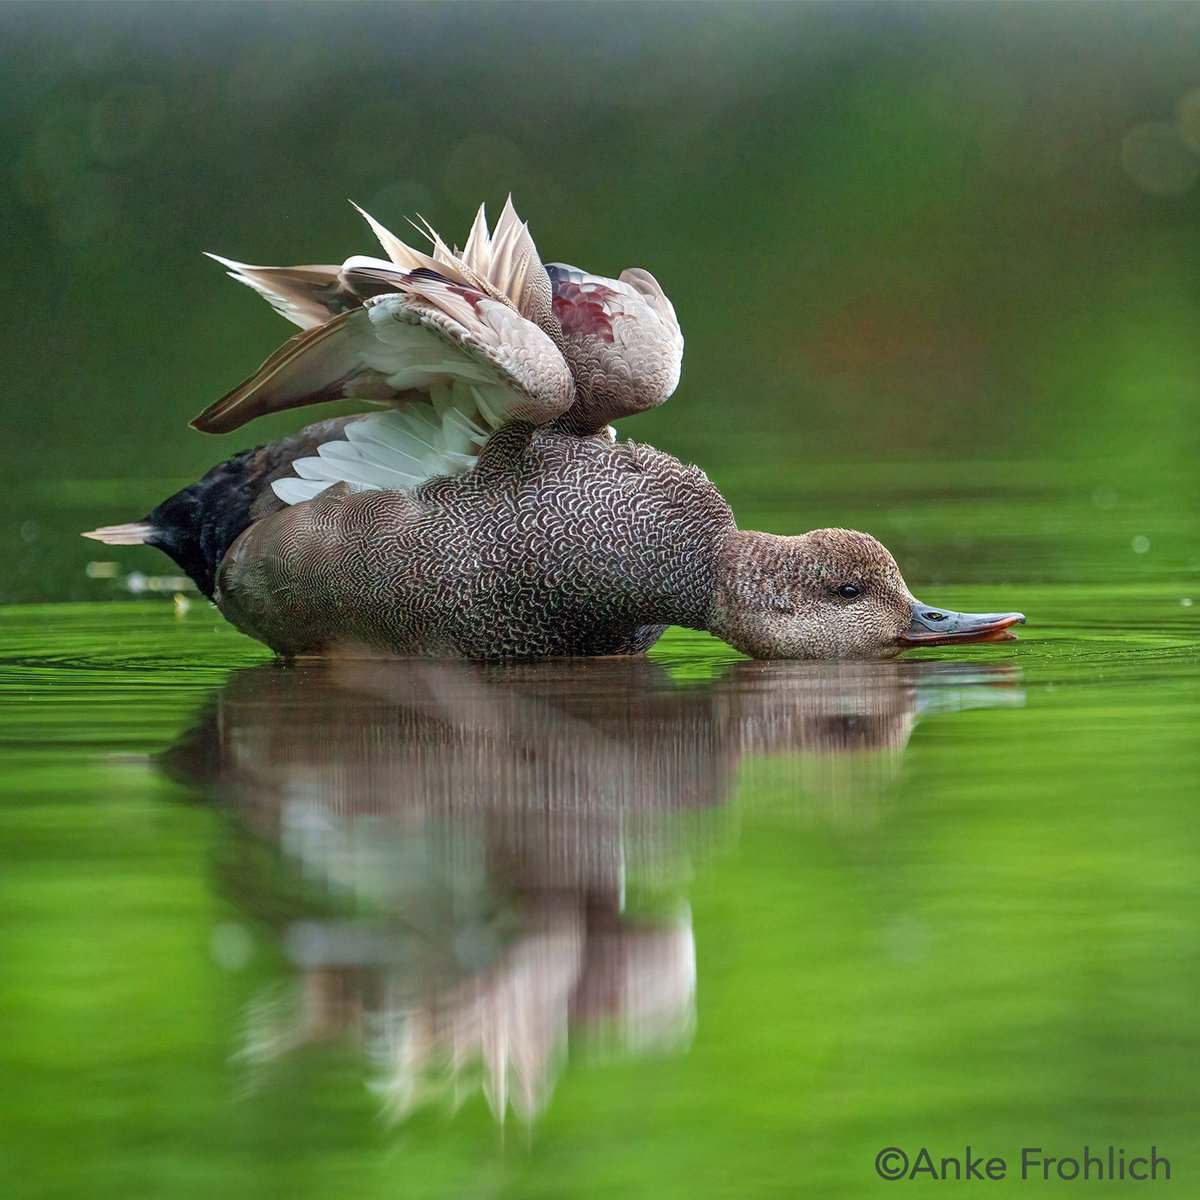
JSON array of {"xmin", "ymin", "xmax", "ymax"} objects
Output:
[{"xmin": 163, "ymin": 655, "xmax": 1023, "ymax": 1122}]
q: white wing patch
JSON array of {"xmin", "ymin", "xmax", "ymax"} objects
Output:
[
  {"xmin": 258, "ymin": 281, "xmax": 574, "ymax": 506},
  {"xmin": 271, "ymin": 400, "xmax": 491, "ymax": 505}
]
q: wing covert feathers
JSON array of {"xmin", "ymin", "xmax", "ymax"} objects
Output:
[
  {"xmin": 191, "ymin": 198, "xmax": 683, "ymax": 503},
  {"xmin": 190, "ymin": 310, "xmax": 386, "ymax": 434},
  {"xmin": 546, "ymin": 263, "xmax": 684, "ymax": 425},
  {"xmin": 191, "ymin": 275, "xmax": 572, "ymax": 437},
  {"xmin": 194, "ymin": 199, "xmax": 575, "ymax": 439}
]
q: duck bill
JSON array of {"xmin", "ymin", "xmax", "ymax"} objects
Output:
[{"xmin": 899, "ymin": 601, "xmax": 1026, "ymax": 649}]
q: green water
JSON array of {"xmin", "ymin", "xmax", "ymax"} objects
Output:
[
  {"xmin": 3, "ymin": 465, "xmax": 1198, "ymax": 1198},
  {"xmin": 5, "ymin": 2, "xmax": 1200, "ymax": 1195}
]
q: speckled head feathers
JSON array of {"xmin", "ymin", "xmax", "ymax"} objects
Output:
[
  {"xmin": 709, "ymin": 528, "xmax": 918, "ymax": 661},
  {"xmin": 709, "ymin": 528, "xmax": 1024, "ymax": 660},
  {"xmin": 789, "ymin": 528, "xmax": 906, "ymax": 587}
]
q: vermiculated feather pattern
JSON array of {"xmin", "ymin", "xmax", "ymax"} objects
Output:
[{"xmin": 216, "ymin": 424, "xmax": 735, "ymax": 659}]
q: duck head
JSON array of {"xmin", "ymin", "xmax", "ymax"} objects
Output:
[{"xmin": 708, "ymin": 528, "xmax": 1025, "ymax": 660}]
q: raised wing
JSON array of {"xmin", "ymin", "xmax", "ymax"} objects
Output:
[
  {"xmin": 193, "ymin": 202, "xmax": 580, "ymax": 509},
  {"xmin": 203, "ymin": 256, "xmax": 409, "ymax": 329},
  {"xmin": 547, "ymin": 264, "xmax": 684, "ymax": 430},
  {"xmin": 208, "ymin": 197, "xmax": 555, "ymax": 333},
  {"xmin": 191, "ymin": 267, "xmax": 570, "ymax": 430},
  {"xmin": 189, "ymin": 201, "xmax": 681, "ymax": 506},
  {"xmin": 190, "ymin": 271, "xmax": 574, "ymax": 506}
]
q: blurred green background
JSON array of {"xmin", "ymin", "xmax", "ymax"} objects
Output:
[{"xmin": 2, "ymin": 0, "xmax": 1197, "ymax": 601}]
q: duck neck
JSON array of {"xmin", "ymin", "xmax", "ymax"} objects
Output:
[{"xmin": 703, "ymin": 529, "xmax": 799, "ymax": 658}]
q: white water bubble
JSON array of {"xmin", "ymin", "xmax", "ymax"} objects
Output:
[{"xmin": 1131, "ymin": 535, "xmax": 1150, "ymax": 554}]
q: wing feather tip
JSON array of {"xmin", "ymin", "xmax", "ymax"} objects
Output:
[{"xmin": 189, "ymin": 403, "xmax": 237, "ymax": 434}]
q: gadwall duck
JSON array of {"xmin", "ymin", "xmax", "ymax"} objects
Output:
[{"xmin": 85, "ymin": 200, "xmax": 1024, "ymax": 659}]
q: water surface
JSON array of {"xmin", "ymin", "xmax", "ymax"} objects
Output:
[{"xmin": 2, "ymin": 508, "xmax": 1197, "ymax": 1197}]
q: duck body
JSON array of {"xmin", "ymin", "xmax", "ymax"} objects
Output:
[
  {"xmin": 215, "ymin": 420, "xmax": 733, "ymax": 658},
  {"xmin": 87, "ymin": 198, "xmax": 1025, "ymax": 660}
]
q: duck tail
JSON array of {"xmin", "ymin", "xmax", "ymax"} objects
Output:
[
  {"xmin": 81, "ymin": 447, "xmax": 278, "ymax": 601},
  {"xmin": 82, "ymin": 419, "xmax": 363, "ymax": 602},
  {"xmin": 82, "ymin": 521, "xmax": 155, "ymax": 545},
  {"xmin": 81, "ymin": 498, "xmax": 230, "ymax": 603}
]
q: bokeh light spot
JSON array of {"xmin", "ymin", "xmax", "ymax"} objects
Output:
[
  {"xmin": 1120, "ymin": 121, "xmax": 1200, "ymax": 196},
  {"xmin": 1177, "ymin": 87, "xmax": 1200, "ymax": 153}
]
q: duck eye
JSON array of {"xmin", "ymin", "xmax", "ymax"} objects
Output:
[{"xmin": 837, "ymin": 584, "xmax": 861, "ymax": 600}]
